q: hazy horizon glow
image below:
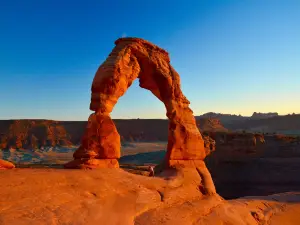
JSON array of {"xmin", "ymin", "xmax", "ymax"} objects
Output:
[{"xmin": 1, "ymin": 0, "xmax": 299, "ymax": 120}]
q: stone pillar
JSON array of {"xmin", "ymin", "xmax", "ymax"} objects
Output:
[{"xmin": 64, "ymin": 112, "xmax": 120, "ymax": 169}]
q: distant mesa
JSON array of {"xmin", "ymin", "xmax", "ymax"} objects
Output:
[
  {"xmin": 0, "ymin": 120, "xmax": 74, "ymax": 150},
  {"xmin": 0, "ymin": 117, "xmax": 225, "ymax": 151},
  {"xmin": 197, "ymin": 111, "xmax": 279, "ymax": 121},
  {"xmin": 196, "ymin": 112, "xmax": 247, "ymax": 124},
  {"xmin": 196, "ymin": 118, "xmax": 228, "ymax": 133},
  {"xmin": 0, "ymin": 113, "xmax": 299, "ymax": 150},
  {"xmin": 196, "ymin": 112, "xmax": 300, "ymax": 135},
  {"xmin": 251, "ymin": 112, "xmax": 279, "ymax": 119}
]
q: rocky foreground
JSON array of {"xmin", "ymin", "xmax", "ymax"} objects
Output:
[{"xmin": 1, "ymin": 168, "xmax": 300, "ymax": 225}]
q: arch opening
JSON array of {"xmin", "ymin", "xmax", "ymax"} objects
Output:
[
  {"xmin": 111, "ymin": 78, "xmax": 168, "ymax": 159},
  {"xmin": 111, "ymin": 78, "xmax": 166, "ymax": 120}
]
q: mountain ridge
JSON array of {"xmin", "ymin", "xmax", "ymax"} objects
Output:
[{"xmin": 1, "ymin": 114, "xmax": 300, "ymax": 150}]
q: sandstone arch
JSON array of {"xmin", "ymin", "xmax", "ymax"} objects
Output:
[{"xmin": 65, "ymin": 38, "xmax": 209, "ymax": 170}]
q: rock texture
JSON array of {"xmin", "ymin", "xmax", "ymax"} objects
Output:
[
  {"xmin": 205, "ymin": 132, "xmax": 265, "ymax": 157},
  {"xmin": 0, "ymin": 118, "xmax": 228, "ymax": 148},
  {"xmin": 0, "ymin": 120, "xmax": 73, "ymax": 150},
  {"xmin": 196, "ymin": 118, "xmax": 228, "ymax": 133},
  {"xmin": 203, "ymin": 135, "xmax": 216, "ymax": 156},
  {"xmin": 197, "ymin": 112, "xmax": 300, "ymax": 135},
  {"xmin": 224, "ymin": 114, "xmax": 300, "ymax": 134},
  {"xmin": 1, "ymin": 116, "xmax": 299, "ymax": 149},
  {"xmin": 67, "ymin": 37, "xmax": 207, "ymax": 168},
  {"xmin": 196, "ymin": 112, "xmax": 246, "ymax": 125},
  {"xmin": 1, "ymin": 168, "xmax": 300, "ymax": 225},
  {"xmin": 204, "ymin": 132, "xmax": 300, "ymax": 198},
  {"xmin": 0, "ymin": 159, "xmax": 15, "ymax": 169}
]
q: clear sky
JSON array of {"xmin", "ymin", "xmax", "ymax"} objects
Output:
[{"xmin": 0, "ymin": 0, "xmax": 299, "ymax": 120}]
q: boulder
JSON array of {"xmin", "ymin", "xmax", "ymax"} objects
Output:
[{"xmin": 0, "ymin": 159, "xmax": 15, "ymax": 169}]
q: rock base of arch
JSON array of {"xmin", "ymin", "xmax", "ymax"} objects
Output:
[
  {"xmin": 167, "ymin": 159, "xmax": 208, "ymax": 168},
  {"xmin": 64, "ymin": 159, "xmax": 119, "ymax": 169},
  {"xmin": 154, "ymin": 159, "xmax": 217, "ymax": 195}
]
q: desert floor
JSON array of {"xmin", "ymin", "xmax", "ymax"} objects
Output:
[
  {"xmin": 1, "ymin": 142, "xmax": 300, "ymax": 224},
  {"xmin": 1, "ymin": 168, "xmax": 300, "ymax": 225}
]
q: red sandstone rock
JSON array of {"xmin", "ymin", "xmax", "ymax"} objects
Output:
[
  {"xmin": 73, "ymin": 113, "xmax": 120, "ymax": 160},
  {"xmin": 67, "ymin": 37, "xmax": 207, "ymax": 168},
  {"xmin": 0, "ymin": 159, "xmax": 15, "ymax": 169},
  {"xmin": 166, "ymin": 159, "xmax": 216, "ymax": 195},
  {"xmin": 0, "ymin": 120, "xmax": 73, "ymax": 149},
  {"xmin": 64, "ymin": 159, "xmax": 119, "ymax": 169},
  {"xmin": 205, "ymin": 132, "xmax": 266, "ymax": 157},
  {"xmin": 196, "ymin": 118, "xmax": 228, "ymax": 133},
  {"xmin": 223, "ymin": 133, "xmax": 266, "ymax": 154},
  {"xmin": 203, "ymin": 135, "xmax": 216, "ymax": 156}
]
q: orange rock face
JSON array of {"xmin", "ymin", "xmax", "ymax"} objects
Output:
[
  {"xmin": 66, "ymin": 37, "xmax": 206, "ymax": 168},
  {"xmin": 203, "ymin": 135, "xmax": 216, "ymax": 156},
  {"xmin": 64, "ymin": 159, "xmax": 119, "ymax": 169},
  {"xmin": 0, "ymin": 159, "xmax": 15, "ymax": 169},
  {"xmin": 73, "ymin": 113, "xmax": 120, "ymax": 160}
]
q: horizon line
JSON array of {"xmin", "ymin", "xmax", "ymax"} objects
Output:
[{"xmin": 1, "ymin": 112, "xmax": 299, "ymax": 122}]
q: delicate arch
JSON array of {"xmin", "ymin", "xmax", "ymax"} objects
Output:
[{"xmin": 66, "ymin": 38, "xmax": 206, "ymax": 169}]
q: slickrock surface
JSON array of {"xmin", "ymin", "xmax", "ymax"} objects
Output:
[
  {"xmin": 0, "ymin": 169, "xmax": 299, "ymax": 225},
  {"xmin": 68, "ymin": 37, "xmax": 206, "ymax": 168},
  {"xmin": 0, "ymin": 159, "xmax": 15, "ymax": 169}
]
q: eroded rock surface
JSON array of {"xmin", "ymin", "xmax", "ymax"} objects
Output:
[
  {"xmin": 196, "ymin": 118, "xmax": 228, "ymax": 133},
  {"xmin": 203, "ymin": 135, "xmax": 216, "ymax": 156},
  {"xmin": 206, "ymin": 132, "xmax": 265, "ymax": 156},
  {"xmin": 0, "ymin": 169, "xmax": 299, "ymax": 225},
  {"xmin": 67, "ymin": 37, "xmax": 206, "ymax": 168},
  {"xmin": 0, "ymin": 159, "xmax": 15, "ymax": 169}
]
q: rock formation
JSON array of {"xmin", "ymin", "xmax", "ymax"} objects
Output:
[
  {"xmin": 224, "ymin": 113, "xmax": 300, "ymax": 133},
  {"xmin": 205, "ymin": 132, "xmax": 300, "ymax": 198},
  {"xmin": 203, "ymin": 135, "xmax": 216, "ymax": 156},
  {"xmin": 251, "ymin": 112, "xmax": 279, "ymax": 119},
  {"xmin": 1, "ymin": 114, "xmax": 299, "ymax": 148},
  {"xmin": 196, "ymin": 112, "xmax": 246, "ymax": 125},
  {"xmin": 196, "ymin": 118, "xmax": 228, "ymax": 133},
  {"xmin": 65, "ymin": 38, "xmax": 209, "ymax": 172},
  {"xmin": 2, "ymin": 169, "xmax": 300, "ymax": 225},
  {"xmin": 206, "ymin": 132, "xmax": 265, "ymax": 157},
  {"xmin": 0, "ymin": 120, "xmax": 73, "ymax": 150},
  {"xmin": 0, "ymin": 159, "xmax": 15, "ymax": 169}
]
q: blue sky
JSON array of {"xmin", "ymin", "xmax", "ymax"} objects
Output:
[{"xmin": 0, "ymin": 0, "xmax": 299, "ymax": 120}]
